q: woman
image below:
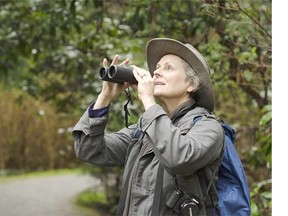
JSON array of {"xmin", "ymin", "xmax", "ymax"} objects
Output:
[{"xmin": 73, "ymin": 38, "xmax": 224, "ymax": 215}]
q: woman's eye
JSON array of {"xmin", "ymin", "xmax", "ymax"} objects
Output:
[{"xmin": 167, "ymin": 66, "xmax": 173, "ymax": 71}]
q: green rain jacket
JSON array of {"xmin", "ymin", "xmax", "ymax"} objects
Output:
[{"xmin": 73, "ymin": 99, "xmax": 224, "ymax": 216}]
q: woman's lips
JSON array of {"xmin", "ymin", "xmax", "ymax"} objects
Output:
[{"xmin": 154, "ymin": 81, "xmax": 165, "ymax": 86}]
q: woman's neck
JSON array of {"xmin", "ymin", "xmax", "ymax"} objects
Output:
[{"xmin": 160, "ymin": 97, "xmax": 191, "ymax": 116}]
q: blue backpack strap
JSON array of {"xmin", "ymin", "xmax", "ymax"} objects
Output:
[
  {"xmin": 192, "ymin": 114, "xmax": 224, "ymax": 216},
  {"xmin": 192, "ymin": 115, "xmax": 204, "ymax": 126}
]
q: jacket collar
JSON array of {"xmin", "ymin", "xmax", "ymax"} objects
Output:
[{"xmin": 170, "ymin": 99, "xmax": 196, "ymax": 122}]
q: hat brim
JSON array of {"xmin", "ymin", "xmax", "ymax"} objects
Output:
[{"xmin": 146, "ymin": 38, "xmax": 215, "ymax": 112}]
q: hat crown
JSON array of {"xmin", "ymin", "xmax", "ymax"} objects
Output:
[{"xmin": 184, "ymin": 44, "xmax": 210, "ymax": 74}]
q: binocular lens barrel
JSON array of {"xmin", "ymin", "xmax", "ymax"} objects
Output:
[
  {"xmin": 99, "ymin": 67, "xmax": 108, "ymax": 80},
  {"xmin": 99, "ymin": 65, "xmax": 137, "ymax": 84},
  {"xmin": 108, "ymin": 65, "xmax": 118, "ymax": 78},
  {"xmin": 98, "ymin": 66, "xmax": 123, "ymax": 84}
]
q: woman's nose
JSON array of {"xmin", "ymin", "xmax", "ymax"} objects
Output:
[{"xmin": 153, "ymin": 68, "xmax": 162, "ymax": 78}]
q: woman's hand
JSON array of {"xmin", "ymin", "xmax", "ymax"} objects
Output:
[
  {"xmin": 93, "ymin": 55, "xmax": 129, "ymax": 109},
  {"xmin": 132, "ymin": 66, "xmax": 156, "ymax": 111}
]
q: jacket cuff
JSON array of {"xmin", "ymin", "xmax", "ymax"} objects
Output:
[
  {"xmin": 73, "ymin": 109, "xmax": 90, "ymax": 135},
  {"xmin": 73, "ymin": 107, "xmax": 109, "ymax": 137},
  {"xmin": 88, "ymin": 103, "xmax": 110, "ymax": 118},
  {"xmin": 89, "ymin": 113, "xmax": 109, "ymax": 136}
]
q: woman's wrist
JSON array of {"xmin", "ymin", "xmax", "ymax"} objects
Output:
[
  {"xmin": 93, "ymin": 93, "xmax": 113, "ymax": 109},
  {"xmin": 141, "ymin": 96, "xmax": 156, "ymax": 111}
]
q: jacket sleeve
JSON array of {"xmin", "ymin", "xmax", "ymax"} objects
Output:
[
  {"xmin": 140, "ymin": 104, "xmax": 224, "ymax": 176},
  {"xmin": 72, "ymin": 109, "xmax": 133, "ymax": 166}
]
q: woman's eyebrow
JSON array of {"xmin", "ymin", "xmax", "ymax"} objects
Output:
[{"xmin": 156, "ymin": 62, "xmax": 176, "ymax": 67}]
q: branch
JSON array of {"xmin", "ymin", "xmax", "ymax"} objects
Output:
[{"xmin": 235, "ymin": 0, "xmax": 272, "ymax": 39}]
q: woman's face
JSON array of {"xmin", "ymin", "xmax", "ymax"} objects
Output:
[{"xmin": 153, "ymin": 54, "xmax": 195, "ymax": 101}]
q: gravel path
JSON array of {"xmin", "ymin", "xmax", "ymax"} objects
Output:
[{"xmin": 0, "ymin": 173, "xmax": 100, "ymax": 216}]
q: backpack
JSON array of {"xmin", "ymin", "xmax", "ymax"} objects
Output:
[{"xmin": 193, "ymin": 115, "xmax": 251, "ymax": 216}]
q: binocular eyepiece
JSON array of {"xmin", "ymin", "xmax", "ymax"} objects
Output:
[{"xmin": 99, "ymin": 65, "xmax": 137, "ymax": 84}]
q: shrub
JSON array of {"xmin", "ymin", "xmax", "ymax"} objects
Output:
[{"xmin": 0, "ymin": 86, "xmax": 78, "ymax": 171}]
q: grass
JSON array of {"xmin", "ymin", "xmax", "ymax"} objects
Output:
[
  {"xmin": 76, "ymin": 190, "xmax": 107, "ymax": 206},
  {"xmin": 75, "ymin": 189, "xmax": 115, "ymax": 216}
]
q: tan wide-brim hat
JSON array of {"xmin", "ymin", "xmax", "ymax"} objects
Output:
[{"xmin": 146, "ymin": 38, "xmax": 215, "ymax": 112}]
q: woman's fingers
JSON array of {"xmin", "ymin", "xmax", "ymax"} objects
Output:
[
  {"xmin": 103, "ymin": 55, "xmax": 129, "ymax": 67},
  {"xmin": 119, "ymin": 58, "xmax": 130, "ymax": 66},
  {"xmin": 111, "ymin": 55, "xmax": 118, "ymax": 65}
]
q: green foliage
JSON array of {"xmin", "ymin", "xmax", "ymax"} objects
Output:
[
  {"xmin": 253, "ymin": 105, "xmax": 272, "ymax": 168},
  {"xmin": 248, "ymin": 105, "xmax": 272, "ymax": 216},
  {"xmin": 75, "ymin": 189, "xmax": 115, "ymax": 216},
  {"xmin": 80, "ymin": 163, "xmax": 122, "ymax": 214},
  {"xmin": 250, "ymin": 179, "xmax": 272, "ymax": 216},
  {"xmin": 76, "ymin": 190, "xmax": 107, "ymax": 206}
]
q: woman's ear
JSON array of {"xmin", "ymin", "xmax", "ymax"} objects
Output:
[{"xmin": 187, "ymin": 82, "xmax": 196, "ymax": 93}]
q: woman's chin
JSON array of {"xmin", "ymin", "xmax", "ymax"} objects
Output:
[{"xmin": 153, "ymin": 90, "xmax": 162, "ymax": 97}]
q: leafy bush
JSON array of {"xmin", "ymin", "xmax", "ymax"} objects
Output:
[{"xmin": 0, "ymin": 86, "xmax": 78, "ymax": 171}]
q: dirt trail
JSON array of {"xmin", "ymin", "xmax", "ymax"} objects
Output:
[{"xmin": 0, "ymin": 173, "xmax": 100, "ymax": 216}]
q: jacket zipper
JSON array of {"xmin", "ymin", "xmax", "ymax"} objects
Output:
[{"xmin": 126, "ymin": 138, "xmax": 150, "ymax": 215}]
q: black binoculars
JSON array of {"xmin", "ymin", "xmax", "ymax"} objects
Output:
[{"xmin": 99, "ymin": 65, "xmax": 137, "ymax": 84}]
